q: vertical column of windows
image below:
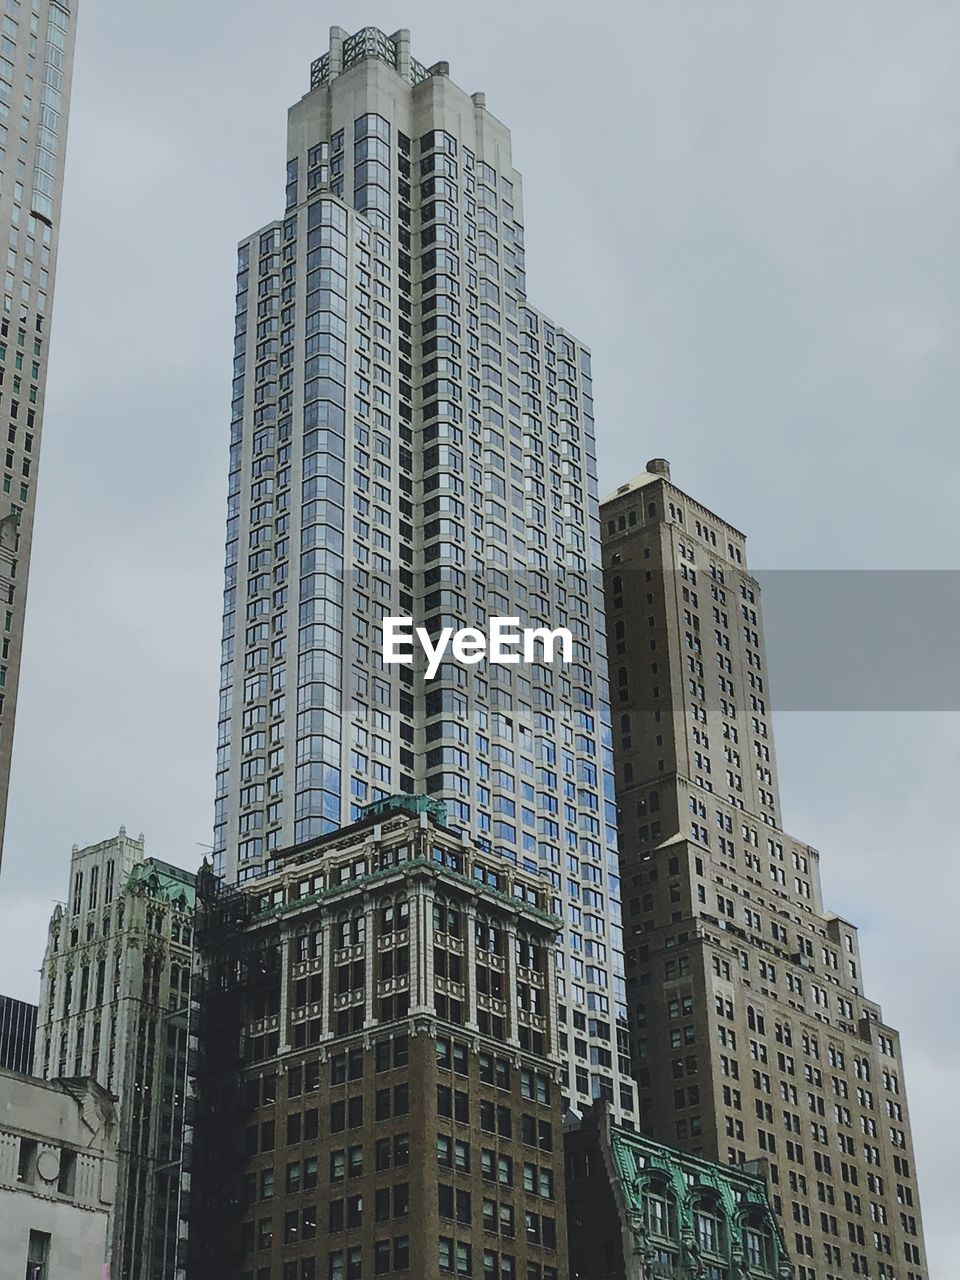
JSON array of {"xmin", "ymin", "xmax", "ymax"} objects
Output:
[
  {"xmin": 236, "ymin": 228, "xmax": 282, "ymax": 875},
  {"xmin": 416, "ymin": 128, "xmax": 469, "ymax": 827},
  {"xmin": 393, "ymin": 128, "xmax": 417, "ymax": 791},
  {"xmin": 295, "ymin": 199, "xmax": 348, "ymax": 846},
  {"xmin": 348, "ymin": 129, "xmax": 403, "ymax": 819},
  {"xmin": 214, "ymin": 240, "xmax": 251, "ymax": 875}
]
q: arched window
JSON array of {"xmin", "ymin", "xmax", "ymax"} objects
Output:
[
  {"xmin": 693, "ymin": 1195, "xmax": 726, "ymax": 1261},
  {"xmin": 643, "ymin": 1180, "xmax": 677, "ymax": 1240},
  {"xmin": 743, "ymin": 1213, "xmax": 773, "ymax": 1271},
  {"xmin": 648, "ymin": 790, "xmax": 660, "ymax": 813},
  {"xmin": 620, "ymin": 713, "xmax": 631, "ymax": 748}
]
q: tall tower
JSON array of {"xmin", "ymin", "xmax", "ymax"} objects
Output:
[
  {"xmin": 215, "ymin": 27, "xmax": 633, "ymax": 1121},
  {"xmin": 602, "ymin": 463, "xmax": 928, "ymax": 1280},
  {"xmin": 34, "ymin": 831, "xmax": 198, "ymax": 1280},
  {"xmin": 0, "ymin": 0, "xmax": 77, "ymax": 862}
]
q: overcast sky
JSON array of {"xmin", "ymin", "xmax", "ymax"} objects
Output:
[{"xmin": 1, "ymin": 2, "xmax": 957, "ymax": 1272}]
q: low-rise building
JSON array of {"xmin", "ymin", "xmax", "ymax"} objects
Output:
[
  {"xmin": 0, "ymin": 1070, "xmax": 117, "ymax": 1279},
  {"xmin": 565, "ymin": 1102, "xmax": 792, "ymax": 1279}
]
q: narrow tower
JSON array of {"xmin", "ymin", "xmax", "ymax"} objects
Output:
[{"xmin": 34, "ymin": 831, "xmax": 198, "ymax": 1280}]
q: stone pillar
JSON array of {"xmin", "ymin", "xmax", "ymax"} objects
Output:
[
  {"xmin": 278, "ymin": 926, "xmax": 292, "ymax": 1052},
  {"xmin": 505, "ymin": 915, "xmax": 520, "ymax": 1048},
  {"xmin": 463, "ymin": 902, "xmax": 478, "ymax": 1031},
  {"xmin": 329, "ymin": 26, "xmax": 347, "ymax": 76},
  {"xmin": 391, "ymin": 29, "xmax": 411, "ymax": 81},
  {"xmin": 363, "ymin": 898, "xmax": 377, "ymax": 1026},
  {"xmin": 545, "ymin": 944, "xmax": 561, "ymax": 1062},
  {"xmin": 321, "ymin": 917, "xmax": 336, "ymax": 1044},
  {"xmin": 410, "ymin": 879, "xmax": 436, "ymax": 1016}
]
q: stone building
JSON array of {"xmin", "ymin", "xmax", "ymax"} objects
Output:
[
  {"xmin": 601, "ymin": 463, "xmax": 927, "ymax": 1280},
  {"xmin": 190, "ymin": 795, "xmax": 567, "ymax": 1280},
  {"xmin": 33, "ymin": 829, "xmax": 198, "ymax": 1280},
  {"xmin": 0, "ymin": 1070, "xmax": 117, "ymax": 1279},
  {"xmin": 565, "ymin": 1102, "xmax": 792, "ymax": 1280}
]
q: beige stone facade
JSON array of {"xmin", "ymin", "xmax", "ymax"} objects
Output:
[{"xmin": 601, "ymin": 463, "xmax": 927, "ymax": 1280}]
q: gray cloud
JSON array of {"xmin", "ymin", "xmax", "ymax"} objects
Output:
[{"xmin": 0, "ymin": 2, "xmax": 956, "ymax": 1271}]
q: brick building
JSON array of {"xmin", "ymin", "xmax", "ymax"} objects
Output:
[{"xmin": 191, "ymin": 796, "xmax": 568, "ymax": 1280}]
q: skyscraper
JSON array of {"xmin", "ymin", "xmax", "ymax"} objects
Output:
[
  {"xmin": 0, "ymin": 990, "xmax": 37, "ymax": 1071},
  {"xmin": 602, "ymin": 462, "xmax": 928, "ymax": 1280},
  {"xmin": 215, "ymin": 26, "xmax": 633, "ymax": 1121},
  {"xmin": 0, "ymin": 0, "xmax": 76, "ymax": 862},
  {"xmin": 34, "ymin": 830, "xmax": 198, "ymax": 1280}
]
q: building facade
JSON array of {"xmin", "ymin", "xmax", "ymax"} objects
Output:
[
  {"xmin": 0, "ymin": 990, "xmax": 37, "ymax": 1071},
  {"xmin": 0, "ymin": 1070, "xmax": 117, "ymax": 1280},
  {"xmin": 191, "ymin": 797, "xmax": 568, "ymax": 1280},
  {"xmin": 601, "ymin": 463, "xmax": 927, "ymax": 1280},
  {"xmin": 0, "ymin": 0, "xmax": 77, "ymax": 861},
  {"xmin": 213, "ymin": 24, "xmax": 632, "ymax": 1122},
  {"xmin": 565, "ymin": 1101, "xmax": 793, "ymax": 1280},
  {"xmin": 33, "ymin": 829, "xmax": 198, "ymax": 1280}
]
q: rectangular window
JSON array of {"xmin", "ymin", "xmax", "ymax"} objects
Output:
[
  {"xmin": 26, "ymin": 1231, "xmax": 51, "ymax": 1280},
  {"xmin": 18, "ymin": 1138, "xmax": 37, "ymax": 1185},
  {"xmin": 57, "ymin": 1149, "xmax": 76, "ymax": 1195}
]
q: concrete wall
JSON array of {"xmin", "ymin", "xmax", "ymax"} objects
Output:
[{"xmin": 0, "ymin": 1071, "xmax": 116, "ymax": 1279}]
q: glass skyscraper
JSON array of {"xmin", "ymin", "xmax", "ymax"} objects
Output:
[
  {"xmin": 214, "ymin": 26, "xmax": 634, "ymax": 1120},
  {"xmin": 0, "ymin": 0, "xmax": 75, "ymax": 862}
]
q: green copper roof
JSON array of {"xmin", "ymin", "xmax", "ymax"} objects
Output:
[
  {"xmin": 125, "ymin": 858, "xmax": 197, "ymax": 910},
  {"xmin": 606, "ymin": 1121, "xmax": 793, "ymax": 1278},
  {"xmin": 358, "ymin": 793, "xmax": 449, "ymax": 826},
  {"xmin": 610, "ymin": 1124, "xmax": 770, "ymax": 1210}
]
